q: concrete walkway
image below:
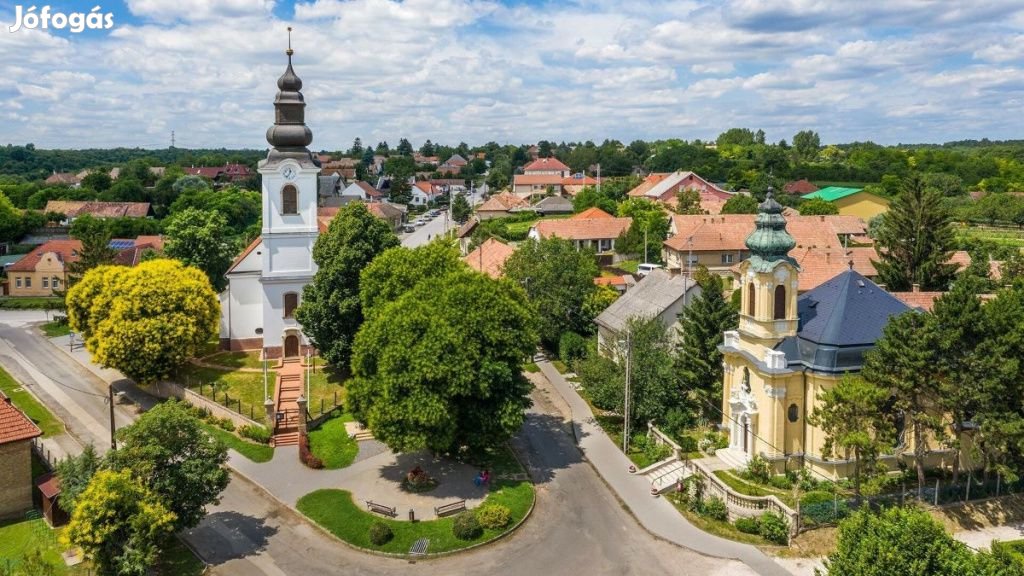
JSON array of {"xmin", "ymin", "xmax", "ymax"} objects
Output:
[{"xmin": 535, "ymin": 358, "xmax": 791, "ymax": 576}]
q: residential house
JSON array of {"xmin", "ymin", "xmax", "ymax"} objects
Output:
[
  {"xmin": 43, "ymin": 200, "xmax": 151, "ymax": 224},
  {"xmin": 339, "ymin": 181, "xmax": 383, "ymax": 202},
  {"xmin": 477, "ymin": 192, "xmax": 530, "ymax": 220},
  {"xmin": 594, "ymin": 274, "xmax": 636, "ymax": 294},
  {"xmin": 7, "ymin": 236, "xmax": 165, "ymax": 297},
  {"xmin": 783, "ymin": 179, "xmax": 818, "ymax": 195},
  {"xmin": 463, "ymin": 238, "xmax": 516, "ymax": 278},
  {"xmin": 529, "ymin": 195, "xmax": 574, "ymax": 215},
  {"xmin": 44, "ymin": 172, "xmax": 82, "ymax": 186},
  {"xmin": 184, "ymin": 163, "xmax": 252, "ymax": 182},
  {"xmin": 801, "ymin": 187, "xmax": 890, "ymax": 220},
  {"xmin": 523, "ymin": 157, "xmax": 570, "ymax": 176},
  {"xmin": 411, "ymin": 181, "xmax": 443, "ymax": 206},
  {"xmin": 438, "ymin": 154, "xmax": 468, "ymax": 175},
  {"xmin": 627, "ymin": 171, "xmax": 733, "ymax": 214},
  {"xmin": 321, "ymin": 158, "xmax": 359, "ymax": 180},
  {"xmin": 528, "ymin": 207, "xmax": 632, "ymax": 255},
  {"xmin": 456, "ymin": 218, "xmax": 479, "ymax": 255},
  {"xmin": 318, "ymin": 173, "xmax": 343, "ymax": 204},
  {"xmin": 560, "ymin": 174, "xmax": 600, "ymax": 197},
  {"xmin": 593, "ymin": 268, "xmax": 700, "ymax": 359},
  {"xmin": 0, "ymin": 394, "xmax": 42, "ymax": 519},
  {"xmin": 662, "ymin": 213, "xmax": 870, "ymax": 288},
  {"xmin": 512, "ymin": 158, "xmax": 576, "ymax": 198},
  {"xmin": 414, "ymin": 153, "xmax": 439, "ymax": 166},
  {"xmin": 430, "ymin": 179, "xmax": 467, "ymax": 194},
  {"xmin": 367, "ymin": 202, "xmax": 406, "ymax": 232}
]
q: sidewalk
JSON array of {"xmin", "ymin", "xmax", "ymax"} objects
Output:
[{"xmin": 535, "ymin": 358, "xmax": 791, "ymax": 576}]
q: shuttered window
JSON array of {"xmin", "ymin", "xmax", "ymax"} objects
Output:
[{"xmin": 282, "ymin": 185, "xmax": 298, "ymax": 215}]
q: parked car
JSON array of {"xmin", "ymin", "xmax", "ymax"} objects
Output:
[
  {"xmin": 414, "ymin": 219, "xmax": 427, "ymax": 227},
  {"xmin": 401, "ymin": 224, "xmax": 416, "ymax": 233},
  {"xmin": 637, "ymin": 263, "xmax": 663, "ymax": 277}
]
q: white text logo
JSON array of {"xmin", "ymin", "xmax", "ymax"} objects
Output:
[{"xmin": 9, "ymin": 5, "xmax": 114, "ymax": 33}]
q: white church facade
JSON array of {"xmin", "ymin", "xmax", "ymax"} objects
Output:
[{"xmin": 219, "ymin": 46, "xmax": 319, "ymax": 359}]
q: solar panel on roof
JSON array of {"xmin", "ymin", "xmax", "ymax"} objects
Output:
[{"xmin": 107, "ymin": 240, "xmax": 135, "ymax": 250}]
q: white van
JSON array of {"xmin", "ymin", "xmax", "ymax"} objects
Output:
[{"xmin": 636, "ymin": 263, "xmax": 662, "ymax": 277}]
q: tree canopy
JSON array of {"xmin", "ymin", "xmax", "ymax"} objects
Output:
[
  {"xmin": 720, "ymin": 194, "xmax": 760, "ymax": 214},
  {"xmin": 164, "ymin": 207, "xmax": 236, "ymax": 291},
  {"xmin": 65, "ymin": 259, "xmax": 220, "ymax": 384},
  {"xmin": 797, "ymin": 197, "xmax": 839, "ymax": 215},
  {"xmin": 295, "ymin": 202, "xmax": 399, "ymax": 366},
  {"xmin": 675, "ymin": 271, "xmax": 737, "ymax": 420}
]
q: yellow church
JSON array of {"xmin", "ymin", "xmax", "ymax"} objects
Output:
[{"xmin": 718, "ymin": 188, "xmax": 921, "ymax": 479}]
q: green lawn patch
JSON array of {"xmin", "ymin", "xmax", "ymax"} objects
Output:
[
  {"xmin": 40, "ymin": 320, "xmax": 71, "ymax": 338},
  {"xmin": 308, "ymin": 413, "xmax": 358, "ymax": 469},
  {"xmin": 617, "ymin": 260, "xmax": 640, "ymax": 274},
  {"xmin": 0, "ymin": 297, "xmax": 63, "ymax": 310},
  {"xmin": 522, "ymin": 362, "xmax": 540, "ymax": 373},
  {"xmin": 297, "ymin": 479, "xmax": 533, "ymax": 554},
  {"xmin": 306, "ymin": 364, "xmax": 347, "ymax": 418},
  {"xmin": 0, "ymin": 516, "xmax": 75, "ymax": 574},
  {"xmin": 550, "ymin": 360, "xmax": 569, "ymax": 374},
  {"xmin": 0, "ymin": 365, "xmax": 63, "ymax": 437},
  {"xmin": 176, "ymin": 364, "xmax": 275, "ymax": 425},
  {"xmin": 713, "ymin": 470, "xmax": 795, "ymax": 507},
  {"xmin": 201, "ymin": 422, "xmax": 274, "ymax": 463},
  {"xmin": 201, "ymin": 351, "xmax": 264, "ymax": 370},
  {"xmin": 664, "ymin": 493, "xmax": 772, "ymax": 547}
]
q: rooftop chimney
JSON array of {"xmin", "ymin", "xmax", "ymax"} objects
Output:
[{"xmin": 912, "ymin": 283, "xmax": 920, "ymax": 293}]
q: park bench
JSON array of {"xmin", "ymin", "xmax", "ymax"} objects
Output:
[
  {"xmin": 434, "ymin": 500, "xmax": 467, "ymax": 518},
  {"xmin": 366, "ymin": 500, "xmax": 397, "ymax": 518}
]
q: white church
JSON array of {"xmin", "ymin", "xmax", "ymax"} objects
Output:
[{"xmin": 218, "ymin": 46, "xmax": 320, "ymax": 358}]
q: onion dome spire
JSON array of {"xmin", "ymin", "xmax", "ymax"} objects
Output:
[
  {"xmin": 744, "ymin": 187, "xmax": 798, "ymax": 270},
  {"xmin": 266, "ymin": 27, "xmax": 314, "ymax": 160}
]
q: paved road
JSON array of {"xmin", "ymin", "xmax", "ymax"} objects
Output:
[
  {"xmin": 0, "ymin": 313, "xmax": 754, "ymax": 575},
  {"xmin": 400, "ymin": 187, "xmax": 484, "ymax": 248}
]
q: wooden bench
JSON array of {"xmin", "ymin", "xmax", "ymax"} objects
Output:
[
  {"xmin": 366, "ymin": 500, "xmax": 397, "ymax": 518},
  {"xmin": 434, "ymin": 500, "xmax": 466, "ymax": 518}
]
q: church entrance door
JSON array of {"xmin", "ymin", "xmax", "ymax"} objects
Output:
[{"xmin": 284, "ymin": 334, "xmax": 299, "ymax": 358}]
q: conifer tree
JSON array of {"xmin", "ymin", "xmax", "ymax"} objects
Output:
[
  {"xmin": 675, "ymin": 270, "xmax": 737, "ymax": 418},
  {"xmin": 872, "ymin": 174, "xmax": 957, "ymax": 291}
]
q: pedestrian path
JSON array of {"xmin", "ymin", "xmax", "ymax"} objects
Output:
[
  {"xmin": 272, "ymin": 358, "xmax": 304, "ymax": 446},
  {"xmin": 534, "ymin": 358, "xmax": 791, "ymax": 576}
]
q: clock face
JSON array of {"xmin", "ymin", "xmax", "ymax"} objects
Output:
[{"xmin": 282, "ymin": 166, "xmax": 297, "ymax": 181}]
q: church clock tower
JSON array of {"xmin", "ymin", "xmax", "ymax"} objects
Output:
[{"xmin": 257, "ymin": 36, "xmax": 320, "ymax": 358}]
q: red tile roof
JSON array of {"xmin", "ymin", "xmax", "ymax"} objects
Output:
[
  {"xmin": 227, "ymin": 236, "xmax": 262, "ymax": 273},
  {"xmin": 463, "ymin": 238, "xmax": 516, "ymax": 278},
  {"xmin": 44, "ymin": 200, "xmax": 150, "ymax": 219},
  {"xmin": 0, "ymin": 395, "xmax": 42, "ymax": 445},
  {"xmin": 533, "ymin": 216, "xmax": 632, "ymax": 241},
  {"xmin": 665, "ymin": 214, "xmax": 867, "ymax": 253},
  {"xmin": 478, "ymin": 192, "xmax": 529, "ymax": 212},
  {"xmin": 524, "ymin": 157, "xmax": 570, "ymax": 172},
  {"xmin": 7, "ymin": 240, "xmax": 81, "ymax": 272},
  {"xmin": 783, "ymin": 179, "xmax": 819, "ymax": 195},
  {"xmin": 514, "ymin": 174, "xmax": 565, "ymax": 186},
  {"xmin": 572, "ymin": 207, "xmax": 614, "ymax": 219},
  {"xmin": 594, "ymin": 275, "xmax": 630, "ymax": 287},
  {"xmin": 36, "ymin": 472, "xmax": 60, "ymax": 499}
]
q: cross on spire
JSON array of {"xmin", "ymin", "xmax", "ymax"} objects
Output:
[{"xmin": 286, "ymin": 26, "xmax": 293, "ymax": 56}]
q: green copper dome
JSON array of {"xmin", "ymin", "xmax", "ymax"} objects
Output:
[{"xmin": 745, "ymin": 187, "xmax": 798, "ymax": 271}]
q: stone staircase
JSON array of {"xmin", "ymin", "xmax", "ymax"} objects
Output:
[
  {"xmin": 344, "ymin": 420, "xmax": 374, "ymax": 442},
  {"xmin": 271, "ymin": 358, "xmax": 304, "ymax": 447},
  {"xmin": 642, "ymin": 458, "xmax": 690, "ymax": 493}
]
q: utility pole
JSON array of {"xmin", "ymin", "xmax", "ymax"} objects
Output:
[
  {"xmin": 622, "ymin": 330, "xmax": 632, "ymax": 454},
  {"xmin": 171, "ymin": 130, "xmax": 175, "ymax": 148},
  {"xmin": 108, "ymin": 385, "xmax": 117, "ymax": 450},
  {"xmin": 596, "ymin": 163, "xmax": 601, "ymax": 197},
  {"xmin": 644, "ymin": 226, "xmax": 649, "ymax": 264}
]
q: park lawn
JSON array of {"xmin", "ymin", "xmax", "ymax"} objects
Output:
[
  {"xmin": 176, "ymin": 364, "xmax": 275, "ymax": 425},
  {"xmin": 957, "ymin": 226, "xmax": 1024, "ymax": 249},
  {"xmin": 308, "ymin": 413, "xmax": 358, "ymax": 469},
  {"xmin": 0, "ymin": 516, "xmax": 76, "ymax": 575},
  {"xmin": 200, "ymin": 422, "xmax": 274, "ymax": 463},
  {"xmin": 201, "ymin": 351, "xmax": 264, "ymax": 370},
  {"xmin": 713, "ymin": 470, "xmax": 796, "ymax": 507},
  {"xmin": 0, "ymin": 365, "xmax": 63, "ymax": 437},
  {"xmin": 40, "ymin": 320, "xmax": 71, "ymax": 338},
  {"xmin": 306, "ymin": 364, "xmax": 347, "ymax": 418},
  {"xmin": 297, "ymin": 479, "xmax": 534, "ymax": 554}
]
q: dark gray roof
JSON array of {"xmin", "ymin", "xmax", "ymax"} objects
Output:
[
  {"xmin": 594, "ymin": 269, "xmax": 697, "ymax": 333},
  {"xmin": 531, "ymin": 195, "xmax": 574, "ymax": 213},
  {"xmin": 776, "ymin": 269, "xmax": 911, "ymax": 373},
  {"xmin": 318, "ymin": 173, "xmax": 341, "ymax": 197}
]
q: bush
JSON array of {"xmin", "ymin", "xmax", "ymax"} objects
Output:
[
  {"xmin": 744, "ymin": 455, "xmax": 771, "ymax": 485},
  {"xmin": 452, "ymin": 512, "xmax": 482, "ymax": 540},
  {"xmin": 734, "ymin": 516, "xmax": 760, "ymax": 534},
  {"xmin": 758, "ymin": 512, "xmax": 789, "ymax": 545},
  {"xmin": 662, "ymin": 408, "xmax": 694, "ymax": 437},
  {"xmin": 239, "ymin": 425, "xmax": 271, "ymax": 444},
  {"xmin": 676, "ymin": 434, "xmax": 699, "ymax": 454},
  {"xmin": 217, "ymin": 417, "xmax": 235, "ymax": 432},
  {"xmin": 299, "ymin": 433, "xmax": 323, "ymax": 469},
  {"xmin": 769, "ymin": 475, "xmax": 793, "ymax": 490},
  {"xmin": 558, "ymin": 332, "xmax": 588, "ymax": 365},
  {"xmin": 700, "ymin": 496, "xmax": 729, "ymax": 521},
  {"xmin": 475, "ymin": 503, "xmax": 511, "ymax": 529},
  {"xmin": 368, "ymin": 521, "xmax": 393, "ymax": 546}
]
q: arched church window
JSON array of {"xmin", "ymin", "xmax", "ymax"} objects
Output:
[
  {"xmin": 787, "ymin": 404, "xmax": 799, "ymax": 423},
  {"xmin": 283, "ymin": 292, "xmax": 298, "ymax": 318},
  {"xmin": 773, "ymin": 285, "xmax": 786, "ymax": 320},
  {"xmin": 282, "ymin": 184, "xmax": 298, "ymax": 215},
  {"xmin": 742, "ymin": 367, "xmax": 751, "ymax": 393},
  {"xmin": 747, "ymin": 283, "xmax": 756, "ymax": 316}
]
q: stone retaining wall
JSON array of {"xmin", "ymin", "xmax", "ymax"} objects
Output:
[{"xmin": 152, "ymin": 381, "xmax": 265, "ymax": 430}]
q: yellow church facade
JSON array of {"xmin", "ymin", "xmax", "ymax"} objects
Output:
[{"xmin": 717, "ymin": 188, "xmax": 963, "ymax": 479}]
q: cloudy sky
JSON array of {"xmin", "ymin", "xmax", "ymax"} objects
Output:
[{"xmin": 1, "ymin": 0, "xmax": 1023, "ymax": 150}]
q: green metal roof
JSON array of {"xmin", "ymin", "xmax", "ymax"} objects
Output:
[
  {"xmin": 745, "ymin": 188, "xmax": 798, "ymax": 272},
  {"xmin": 0, "ymin": 254, "xmax": 25, "ymax": 267},
  {"xmin": 801, "ymin": 186, "xmax": 863, "ymax": 201}
]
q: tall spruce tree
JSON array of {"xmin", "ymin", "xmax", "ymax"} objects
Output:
[
  {"xmin": 872, "ymin": 174, "xmax": 958, "ymax": 291},
  {"xmin": 295, "ymin": 203, "xmax": 399, "ymax": 366},
  {"xmin": 675, "ymin": 271, "xmax": 737, "ymax": 418}
]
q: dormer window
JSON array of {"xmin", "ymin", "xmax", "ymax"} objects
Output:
[{"xmin": 282, "ymin": 185, "xmax": 298, "ymax": 215}]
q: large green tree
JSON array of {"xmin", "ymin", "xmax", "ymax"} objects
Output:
[
  {"xmin": 617, "ymin": 198, "xmax": 669, "ymax": 263},
  {"xmin": 872, "ymin": 174, "xmax": 958, "ymax": 291},
  {"xmin": 451, "ymin": 194, "xmax": 471, "ymax": 223},
  {"xmin": 720, "ymin": 194, "xmax": 760, "ymax": 214},
  {"xmin": 62, "ymin": 469, "xmax": 176, "ymax": 576},
  {"xmin": 615, "ymin": 316, "xmax": 682, "ymax": 429},
  {"xmin": 359, "ymin": 241, "xmax": 465, "ymax": 319},
  {"xmin": 792, "ymin": 130, "xmax": 821, "ymax": 162},
  {"xmin": 821, "ymin": 506, "xmax": 1022, "ymax": 576},
  {"xmin": 295, "ymin": 203, "xmax": 399, "ymax": 366},
  {"xmin": 862, "ymin": 311, "xmax": 944, "ymax": 489},
  {"xmin": 66, "ymin": 260, "xmax": 220, "ymax": 384},
  {"xmin": 675, "ymin": 271, "xmax": 738, "ymax": 419},
  {"xmin": 68, "ymin": 214, "xmax": 117, "ymax": 277},
  {"xmin": 348, "ymin": 270, "xmax": 538, "ymax": 453},
  {"xmin": 798, "ymin": 197, "xmax": 839, "ymax": 215},
  {"xmin": 107, "ymin": 400, "xmax": 229, "ymax": 531},
  {"xmin": 0, "ymin": 191, "xmax": 24, "ymax": 242},
  {"xmin": 164, "ymin": 207, "xmax": 235, "ymax": 291},
  {"xmin": 503, "ymin": 236, "xmax": 600, "ymax": 347},
  {"xmin": 55, "ymin": 444, "xmax": 103, "ymax": 514},
  {"xmin": 807, "ymin": 375, "xmax": 894, "ymax": 497}
]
